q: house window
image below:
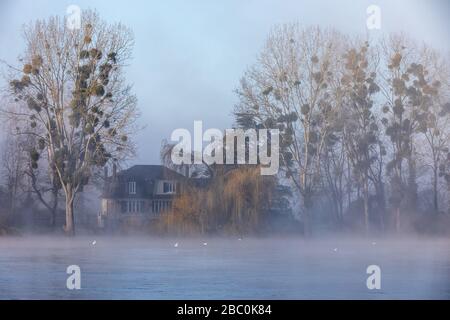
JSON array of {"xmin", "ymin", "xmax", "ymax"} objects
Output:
[
  {"xmin": 152, "ymin": 201, "xmax": 158, "ymax": 213},
  {"xmin": 128, "ymin": 181, "xmax": 136, "ymax": 194},
  {"xmin": 152, "ymin": 200, "xmax": 172, "ymax": 214},
  {"xmin": 163, "ymin": 182, "xmax": 175, "ymax": 193},
  {"xmin": 128, "ymin": 201, "xmax": 134, "ymax": 213},
  {"xmin": 124, "ymin": 200, "xmax": 142, "ymax": 214}
]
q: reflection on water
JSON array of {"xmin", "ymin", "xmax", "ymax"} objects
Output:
[{"xmin": 0, "ymin": 237, "xmax": 449, "ymax": 299}]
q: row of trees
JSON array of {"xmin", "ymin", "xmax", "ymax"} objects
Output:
[
  {"xmin": 0, "ymin": 10, "xmax": 137, "ymax": 235},
  {"xmin": 234, "ymin": 25, "xmax": 450, "ymax": 234},
  {"xmin": 2, "ymin": 16, "xmax": 449, "ymax": 236}
]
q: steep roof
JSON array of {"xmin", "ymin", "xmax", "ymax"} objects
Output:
[
  {"xmin": 118, "ymin": 165, "xmax": 185, "ymax": 180},
  {"xmin": 102, "ymin": 165, "xmax": 185, "ymax": 199}
]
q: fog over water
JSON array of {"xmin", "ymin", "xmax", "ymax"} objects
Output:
[{"xmin": 0, "ymin": 236, "xmax": 448, "ymax": 299}]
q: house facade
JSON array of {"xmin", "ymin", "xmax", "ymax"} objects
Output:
[{"xmin": 99, "ymin": 165, "xmax": 186, "ymax": 230}]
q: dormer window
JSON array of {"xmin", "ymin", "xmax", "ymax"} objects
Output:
[
  {"xmin": 163, "ymin": 182, "xmax": 175, "ymax": 193},
  {"xmin": 128, "ymin": 181, "xmax": 136, "ymax": 194}
]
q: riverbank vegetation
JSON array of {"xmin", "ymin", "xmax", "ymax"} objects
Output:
[
  {"xmin": 1, "ymin": 17, "xmax": 449, "ymax": 237},
  {"xmin": 233, "ymin": 24, "xmax": 450, "ymax": 236}
]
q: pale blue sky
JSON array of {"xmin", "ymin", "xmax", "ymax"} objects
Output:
[{"xmin": 0, "ymin": 0, "xmax": 449, "ymax": 165}]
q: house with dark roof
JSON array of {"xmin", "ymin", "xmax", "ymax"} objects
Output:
[{"xmin": 99, "ymin": 165, "xmax": 186, "ymax": 230}]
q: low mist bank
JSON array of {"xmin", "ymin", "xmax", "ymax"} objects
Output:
[
  {"xmin": 0, "ymin": 236, "xmax": 448, "ymax": 299},
  {"xmin": 2, "ymin": 207, "xmax": 450, "ymax": 238}
]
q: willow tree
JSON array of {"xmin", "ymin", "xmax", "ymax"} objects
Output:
[
  {"xmin": 157, "ymin": 165, "xmax": 275, "ymax": 236},
  {"xmin": 234, "ymin": 24, "xmax": 345, "ymax": 235},
  {"xmin": 3, "ymin": 11, "xmax": 137, "ymax": 235},
  {"xmin": 160, "ymin": 138, "xmax": 277, "ymax": 235}
]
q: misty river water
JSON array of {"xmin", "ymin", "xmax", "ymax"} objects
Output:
[{"xmin": 0, "ymin": 236, "xmax": 449, "ymax": 299}]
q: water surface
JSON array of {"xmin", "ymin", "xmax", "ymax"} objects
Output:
[{"xmin": 0, "ymin": 237, "xmax": 448, "ymax": 299}]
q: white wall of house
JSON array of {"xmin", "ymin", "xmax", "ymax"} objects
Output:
[{"xmin": 99, "ymin": 179, "xmax": 178, "ymax": 230}]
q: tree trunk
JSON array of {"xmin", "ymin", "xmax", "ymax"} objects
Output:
[
  {"xmin": 395, "ymin": 207, "xmax": 401, "ymax": 232},
  {"xmin": 407, "ymin": 158, "xmax": 418, "ymax": 213},
  {"xmin": 300, "ymin": 169, "xmax": 312, "ymax": 237},
  {"xmin": 302, "ymin": 193, "xmax": 313, "ymax": 237},
  {"xmin": 375, "ymin": 182, "xmax": 386, "ymax": 232},
  {"xmin": 433, "ymin": 167, "xmax": 438, "ymax": 214},
  {"xmin": 303, "ymin": 208, "xmax": 311, "ymax": 237},
  {"xmin": 363, "ymin": 179, "xmax": 369, "ymax": 235},
  {"xmin": 338, "ymin": 195, "xmax": 344, "ymax": 228},
  {"xmin": 447, "ymin": 182, "xmax": 450, "ymax": 215},
  {"xmin": 50, "ymin": 189, "xmax": 58, "ymax": 229},
  {"xmin": 64, "ymin": 186, "xmax": 75, "ymax": 236}
]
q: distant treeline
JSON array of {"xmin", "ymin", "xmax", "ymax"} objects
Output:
[
  {"xmin": 234, "ymin": 25, "xmax": 450, "ymax": 235},
  {"xmin": 159, "ymin": 25, "xmax": 450, "ymax": 236},
  {"xmin": 2, "ymin": 21, "xmax": 450, "ymax": 237}
]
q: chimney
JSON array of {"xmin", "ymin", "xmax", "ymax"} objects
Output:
[
  {"xmin": 113, "ymin": 163, "xmax": 117, "ymax": 178},
  {"xmin": 184, "ymin": 164, "xmax": 190, "ymax": 178},
  {"xmin": 104, "ymin": 166, "xmax": 108, "ymax": 180}
]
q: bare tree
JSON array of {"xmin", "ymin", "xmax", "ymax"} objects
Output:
[
  {"xmin": 2, "ymin": 10, "xmax": 138, "ymax": 235},
  {"xmin": 341, "ymin": 42, "xmax": 381, "ymax": 233},
  {"xmin": 24, "ymin": 157, "xmax": 61, "ymax": 228},
  {"xmin": 418, "ymin": 50, "xmax": 450, "ymax": 214},
  {"xmin": 379, "ymin": 35, "xmax": 436, "ymax": 230},
  {"xmin": 321, "ymin": 129, "xmax": 347, "ymax": 227},
  {"xmin": 234, "ymin": 24, "xmax": 346, "ymax": 235},
  {"xmin": 0, "ymin": 128, "xmax": 28, "ymax": 218}
]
